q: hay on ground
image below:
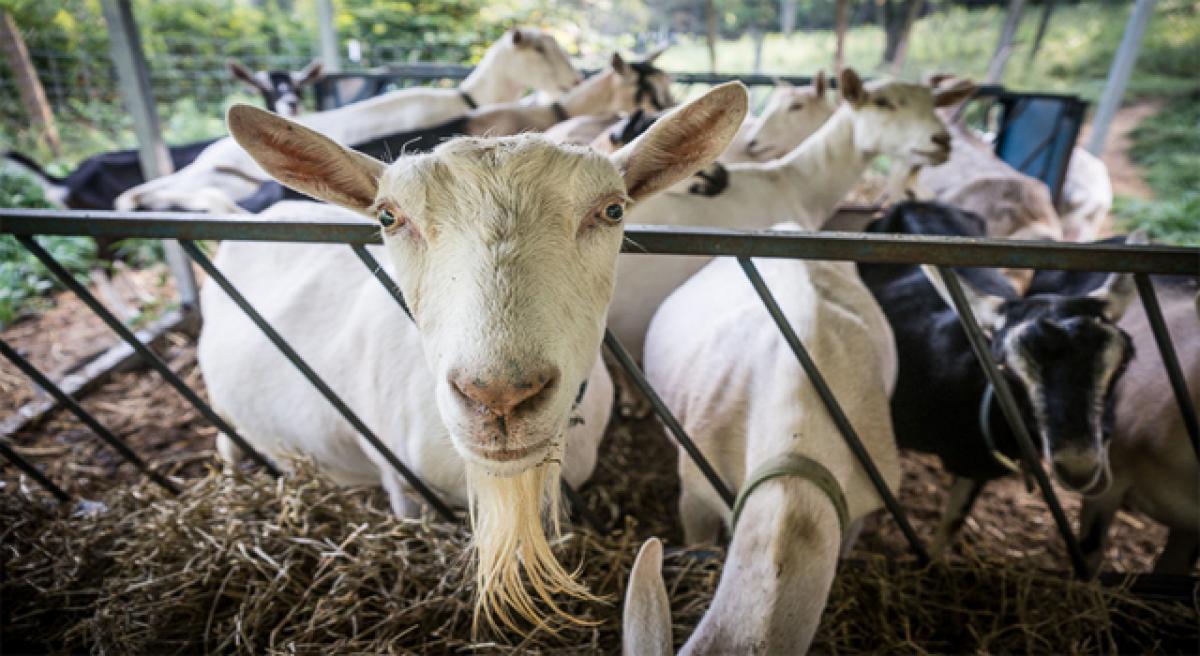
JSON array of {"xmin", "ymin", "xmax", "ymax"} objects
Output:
[{"xmin": 2, "ymin": 463, "xmax": 1196, "ymax": 654}]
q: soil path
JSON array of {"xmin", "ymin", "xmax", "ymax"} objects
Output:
[{"xmin": 1079, "ymin": 99, "xmax": 1163, "ymax": 200}]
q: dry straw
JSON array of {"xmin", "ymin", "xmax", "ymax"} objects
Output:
[{"xmin": 2, "ymin": 463, "xmax": 1196, "ymax": 654}]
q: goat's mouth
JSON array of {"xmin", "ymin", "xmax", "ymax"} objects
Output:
[
  {"xmin": 911, "ymin": 148, "xmax": 949, "ymax": 165},
  {"xmin": 463, "ymin": 437, "xmax": 552, "ymax": 465},
  {"xmin": 1052, "ymin": 460, "xmax": 1111, "ymax": 496}
]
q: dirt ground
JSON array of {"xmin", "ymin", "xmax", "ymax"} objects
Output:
[{"xmin": 1078, "ymin": 99, "xmax": 1163, "ymax": 202}]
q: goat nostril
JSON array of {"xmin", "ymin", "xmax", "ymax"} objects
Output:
[
  {"xmin": 932, "ymin": 133, "xmax": 951, "ymax": 148},
  {"xmin": 450, "ymin": 368, "xmax": 560, "ymax": 418}
]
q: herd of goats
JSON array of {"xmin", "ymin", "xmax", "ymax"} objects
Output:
[{"xmin": 3, "ymin": 26, "xmax": 1198, "ymax": 653}]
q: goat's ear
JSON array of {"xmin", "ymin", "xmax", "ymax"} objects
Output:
[
  {"xmin": 293, "ymin": 60, "xmax": 324, "ymax": 87},
  {"xmin": 933, "ymin": 78, "xmax": 976, "ymax": 108},
  {"xmin": 227, "ymin": 103, "xmax": 383, "ymax": 213},
  {"xmin": 813, "ymin": 70, "xmax": 827, "ymax": 98},
  {"xmin": 227, "ymin": 60, "xmax": 262, "ymax": 90},
  {"xmin": 622, "ymin": 539, "xmax": 673, "ymax": 656},
  {"xmin": 611, "ymin": 52, "xmax": 629, "ymax": 76},
  {"xmin": 839, "ymin": 67, "xmax": 867, "ymax": 106},
  {"xmin": 1088, "ymin": 229, "xmax": 1149, "ymax": 322},
  {"xmin": 611, "ymin": 82, "xmax": 748, "ymax": 202},
  {"xmin": 510, "ymin": 27, "xmax": 528, "ymax": 47},
  {"xmin": 920, "ymin": 265, "xmax": 1007, "ymax": 334}
]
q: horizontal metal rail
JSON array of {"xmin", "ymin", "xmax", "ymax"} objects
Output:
[{"xmin": 2, "ymin": 211, "xmax": 1196, "ymax": 275}]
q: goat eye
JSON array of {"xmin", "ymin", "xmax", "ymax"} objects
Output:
[
  {"xmin": 378, "ymin": 208, "xmax": 398, "ymax": 227},
  {"xmin": 874, "ymin": 98, "xmax": 893, "ymax": 109},
  {"xmin": 604, "ymin": 204, "xmax": 624, "ymax": 222}
]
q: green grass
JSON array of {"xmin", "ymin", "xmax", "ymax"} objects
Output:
[
  {"xmin": 657, "ymin": 1, "xmax": 1198, "ymax": 102},
  {"xmin": 1115, "ymin": 90, "xmax": 1200, "ymax": 245}
]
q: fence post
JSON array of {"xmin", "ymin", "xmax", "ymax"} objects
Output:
[
  {"xmin": 98, "ymin": 0, "xmax": 199, "ymax": 311},
  {"xmin": 317, "ymin": 0, "xmax": 340, "ymax": 73}
]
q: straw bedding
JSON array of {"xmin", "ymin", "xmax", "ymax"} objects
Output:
[{"xmin": 2, "ymin": 461, "xmax": 1196, "ymax": 655}]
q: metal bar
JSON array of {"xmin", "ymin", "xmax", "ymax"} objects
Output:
[
  {"xmin": 603, "ymin": 330, "xmax": 735, "ymax": 508},
  {"xmin": 0, "ymin": 438, "xmax": 71, "ymax": 502},
  {"xmin": 938, "ymin": 267, "xmax": 1090, "ymax": 578},
  {"xmin": 350, "ymin": 245, "xmax": 412, "ymax": 320},
  {"xmin": 738, "ymin": 258, "xmax": 931, "ymax": 564},
  {"xmin": 17, "ymin": 236, "xmax": 280, "ymax": 477},
  {"xmin": 1087, "ymin": 0, "xmax": 1157, "ymax": 155},
  {"xmin": 1133, "ymin": 274, "xmax": 1200, "ymax": 461},
  {"xmin": 3, "ymin": 211, "xmax": 1197, "ymax": 276},
  {"xmin": 347, "ymin": 244, "xmax": 596, "ymax": 526},
  {"xmin": 0, "ymin": 338, "xmax": 180, "ymax": 494},
  {"xmin": 179, "ymin": 241, "xmax": 456, "ymax": 522},
  {"xmin": 98, "ymin": 0, "xmax": 198, "ymax": 308}
]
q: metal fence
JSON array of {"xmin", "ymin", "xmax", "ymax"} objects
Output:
[{"xmin": 1, "ymin": 208, "xmax": 1196, "ymax": 580}]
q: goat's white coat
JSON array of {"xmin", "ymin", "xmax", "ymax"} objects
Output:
[
  {"xmin": 116, "ymin": 29, "xmax": 578, "ymax": 212},
  {"xmin": 624, "ymin": 222, "xmax": 901, "ymax": 654},
  {"xmin": 611, "ymin": 77, "xmax": 960, "ymax": 360},
  {"xmin": 1059, "ymin": 147, "xmax": 1113, "ymax": 242}
]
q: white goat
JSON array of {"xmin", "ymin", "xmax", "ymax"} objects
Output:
[
  {"xmin": 1059, "ymin": 147, "xmax": 1113, "ymax": 242},
  {"xmin": 116, "ymin": 28, "xmax": 579, "ymax": 212},
  {"xmin": 724, "ymin": 72, "xmax": 837, "ymax": 163},
  {"xmin": 609, "ymin": 68, "xmax": 974, "ymax": 361},
  {"xmin": 623, "ymin": 224, "xmax": 901, "ymax": 654},
  {"xmin": 201, "ymin": 83, "xmax": 749, "ymax": 629}
]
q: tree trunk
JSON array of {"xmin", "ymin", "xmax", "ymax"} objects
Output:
[
  {"xmin": 780, "ymin": 0, "xmax": 797, "ymax": 35},
  {"xmin": 834, "ymin": 0, "xmax": 850, "ymax": 72},
  {"xmin": 705, "ymin": 0, "xmax": 718, "ymax": 73},
  {"xmin": 0, "ymin": 12, "xmax": 60, "ymax": 154},
  {"xmin": 985, "ymin": 0, "xmax": 1027, "ymax": 83},
  {"xmin": 886, "ymin": 0, "xmax": 923, "ymax": 75},
  {"xmin": 1026, "ymin": 0, "xmax": 1058, "ymax": 67}
]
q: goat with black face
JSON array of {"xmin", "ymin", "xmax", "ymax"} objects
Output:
[{"xmin": 858, "ymin": 201, "xmax": 1139, "ymax": 553}]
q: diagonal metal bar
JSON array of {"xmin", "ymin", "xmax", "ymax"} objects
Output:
[
  {"xmin": 603, "ymin": 330, "xmax": 736, "ymax": 508},
  {"xmin": 0, "ymin": 438, "xmax": 71, "ymax": 502},
  {"xmin": 18, "ymin": 236, "xmax": 281, "ymax": 477},
  {"xmin": 739, "ymin": 257, "xmax": 931, "ymax": 564},
  {"xmin": 938, "ymin": 266, "xmax": 1089, "ymax": 578},
  {"xmin": 350, "ymin": 244, "xmax": 413, "ymax": 320},
  {"xmin": 1133, "ymin": 274, "xmax": 1200, "ymax": 462},
  {"xmin": 0, "ymin": 338, "xmax": 180, "ymax": 495},
  {"xmin": 348, "ymin": 244, "xmax": 596, "ymax": 527},
  {"xmin": 180, "ymin": 241, "xmax": 456, "ymax": 522}
]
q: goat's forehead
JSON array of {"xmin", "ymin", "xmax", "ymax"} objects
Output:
[
  {"xmin": 867, "ymin": 81, "xmax": 932, "ymax": 102},
  {"xmin": 379, "ymin": 136, "xmax": 621, "ymax": 210}
]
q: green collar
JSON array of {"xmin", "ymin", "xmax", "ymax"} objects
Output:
[{"xmin": 731, "ymin": 453, "xmax": 850, "ymax": 538}]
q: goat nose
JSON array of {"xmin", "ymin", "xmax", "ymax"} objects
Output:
[
  {"xmin": 931, "ymin": 132, "xmax": 951, "ymax": 149},
  {"xmin": 451, "ymin": 368, "xmax": 559, "ymax": 418}
]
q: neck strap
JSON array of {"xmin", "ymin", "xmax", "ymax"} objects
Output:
[{"xmin": 731, "ymin": 453, "xmax": 849, "ymax": 538}]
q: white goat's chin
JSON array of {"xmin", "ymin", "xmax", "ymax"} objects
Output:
[
  {"xmin": 459, "ymin": 438, "xmax": 553, "ymax": 476},
  {"xmin": 465, "ymin": 456, "xmax": 600, "ymax": 635}
]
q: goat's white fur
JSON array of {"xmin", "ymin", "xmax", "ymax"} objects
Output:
[
  {"xmin": 116, "ymin": 28, "xmax": 578, "ymax": 212},
  {"xmin": 202, "ymin": 83, "xmax": 750, "ymax": 629},
  {"xmin": 609, "ymin": 70, "xmax": 970, "ymax": 360},
  {"xmin": 623, "ymin": 223, "xmax": 901, "ymax": 653},
  {"xmin": 1059, "ymin": 147, "xmax": 1113, "ymax": 242}
]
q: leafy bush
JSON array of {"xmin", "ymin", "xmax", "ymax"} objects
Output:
[
  {"xmin": 1115, "ymin": 193, "xmax": 1200, "ymax": 247},
  {"xmin": 1115, "ymin": 90, "xmax": 1200, "ymax": 245}
]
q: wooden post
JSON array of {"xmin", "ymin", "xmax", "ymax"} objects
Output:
[
  {"xmin": 0, "ymin": 12, "xmax": 61, "ymax": 155},
  {"xmin": 1088, "ymin": 0, "xmax": 1157, "ymax": 155},
  {"xmin": 834, "ymin": 0, "xmax": 850, "ymax": 72},
  {"xmin": 780, "ymin": 0, "xmax": 797, "ymax": 35},
  {"xmin": 316, "ymin": 0, "xmax": 339, "ymax": 72},
  {"xmin": 705, "ymin": 0, "xmax": 718, "ymax": 74},
  {"xmin": 99, "ymin": 0, "xmax": 199, "ymax": 311},
  {"xmin": 888, "ymin": 0, "xmax": 923, "ymax": 75},
  {"xmin": 985, "ymin": 0, "xmax": 1027, "ymax": 84}
]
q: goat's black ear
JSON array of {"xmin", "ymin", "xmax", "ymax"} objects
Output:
[
  {"xmin": 839, "ymin": 68, "xmax": 867, "ymax": 106},
  {"xmin": 510, "ymin": 28, "xmax": 525, "ymax": 46},
  {"xmin": 611, "ymin": 52, "xmax": 629, "ymax": 75},
  {"xmin": 293, "ymin": 60, "xmax": 324, "ymax": 87},
  {"xmin": 813, "ymin": 70, "xmax": 827, "ymax": 98},
  {"xmin": 227, "ymin": 60, "xmax": 262, "ymax": 89}
]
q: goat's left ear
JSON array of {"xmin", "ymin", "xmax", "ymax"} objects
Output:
[
  {"xmin": 227, "ymin": 60, "xmax": 263, "ymax": 89},
  {"xmin": 1089, "ymin": 229, "xmax": 1149, "ymax": 322},
  {"xmin": 611, "ymin": 82, "xmax": 748, "ymax": 202},
  {"xmin": 611, "ymin": 52, "xmax": 630, "ymax": 76},
  {"xmin": 227, "ymin": 104, "xmax": 383, "ymax": 213},
  {"xmin": 622, "ymin": 539, "xmax": 673, "ymax": 656},
  {"xmin": 933, "ymin": 78, "xmax": 976, "ymax": 108},
  {"xmin": 813, "ymin": 70, "xmax": 827, "ymax": 98},
  {"xmin": 293, "ymin": 60, "xmax": 324, "ymax": 87}
]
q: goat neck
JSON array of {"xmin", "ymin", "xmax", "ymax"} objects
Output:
[
  {"xmin": 683, "ymin": 478, "xmax": 842, "ymax": 654},
  {"xmin": 772, "ymin": 106, "xmax": 870, "ymax": 229},
  {"xmin": 459, "ymin": 47, "xmax": 527, "ymax": 105}
]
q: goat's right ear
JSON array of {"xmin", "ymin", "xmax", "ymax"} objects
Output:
[
  {"xmin": 227, "ymin": 60, "xmax": 262, "ymax": 89},
  {"xmin": 839, "ymin": 67, "xmax": 867, "ymax": 107},
  {"xmin": 622, "ymin": 539, "xmax": 673, "ymax": 656},
  {"xmin": 227, "ymin": 104, "xmax": 383, "ymax": 212},
  {"xmin": 813, "ymin": 70, "xmax": 827, "ymax": 98},
  {"xmin": 611, "ymin": 82, "xmax": 748, "ymax": 202},
  {"xmin": 611, "ymin": 52, "xmax": 630, "ymax": 75}
]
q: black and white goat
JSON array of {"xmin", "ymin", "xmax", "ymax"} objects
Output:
[
  {"xmin": 227, "ymin": 59, "xmax": 324, "ymax": 117},
  {"xmin": 857, "ymin": 200, "xmax": 1141, "ymax": 553}
]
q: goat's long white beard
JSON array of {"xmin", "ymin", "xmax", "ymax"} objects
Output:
[{"xmin": 466, "ymin": 457, "xmax": 599, "ymax": 634}]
